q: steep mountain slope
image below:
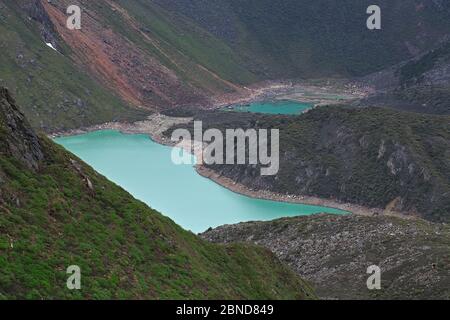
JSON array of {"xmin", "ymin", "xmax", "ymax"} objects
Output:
[
  {"xmin": 362, "ymin": 39, "xmax": 450, "ymax": 114},
  {"xmin": 0, "ymin": 0, "xmax": 147, "ymax": 132},
  {"xmin": 0, "ymin": 87, "xmax": 314, "ymax": 299},
  {"xmin": 156, "ymin": 0, "xmax": 450, "ymax": 78},
  {"xmin": 165, "ymin": 107, "xmax": 450, "ymax": 223},
  {"xmin": 1, "ymin": 0, "xmax": 256, "ymax": 131},
  {"xmin": 202, "ymin": 214, "xmax": 450, "ymax": 300},
  {"xmin": 3, "ymin": 0, "xmax": 450, "ymax": 132},
  {"xmin": 39, "ymin": 0, "xmax": 252, "ymax": 106}
]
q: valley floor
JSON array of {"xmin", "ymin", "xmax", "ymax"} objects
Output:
[{"xmin": 211, "ymin": 80, "xmax": 371, "ymax": 109}]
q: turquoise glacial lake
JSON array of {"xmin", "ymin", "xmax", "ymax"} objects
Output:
[
  {"xmin": 55, "ymin": 130, "xmax": 345, "ymax": 233},
  {"xmin": 226, "ymin": 100, "xmax": 313, "ymax": 115}
]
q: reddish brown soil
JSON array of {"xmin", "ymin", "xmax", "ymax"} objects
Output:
[{"xmin": 41, "ymin": 0, "xmax": 220, "ymax": 109}]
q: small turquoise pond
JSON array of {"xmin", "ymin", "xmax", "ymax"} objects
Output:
[{"xmin": 225, "ymin": 100, "xmax": 313, "ymax": 115}]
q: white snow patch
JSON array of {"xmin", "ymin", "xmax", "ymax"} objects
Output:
[{"xmin": 45, "ymin": 42, "xmax": 58, "ymax": 52}]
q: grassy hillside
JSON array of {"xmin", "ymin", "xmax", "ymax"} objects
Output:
[
  {"xmin": 0, "ymin": 87, "xmax": 314, "ymax": 299},
  {"xmin": 156, "ymin": 0, "xmax": 450, "ymax": 78},
  {"xmin": 113, "ymin": 0, "xmax": 258, "ymax": 86},
  {"xmin": 165, "ymin": 106, "xmax": 450, "ymax": 223},
  {"xmin": 0, "ymin": 0, "xmax": 147, "ymax": 132},
  {"xmin": 3, "ymin": 0, "xmax": 450, "ymax": 132},
  {"xmin": 0, "ymin": 0, "xmax": 257, "ymax": 132}
]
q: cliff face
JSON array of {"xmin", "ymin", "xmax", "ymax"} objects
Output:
[
  {"xmin": 0, "ymin": 87, "xmax": 314, "ymax": 299},
  {"xmin": 0, "ymin": 87, "xmax": 43, "ymax": 171},
  {"xmin": 20, "ymin": 0, "xmax": 59, "ymax": 48},
  {"xmin": 361, "ymin": 39, "xmax": 450, "ymax": 115},
  {"xmin": 201, "ymin": 214, "xmax": 450, "ymax": 300}
]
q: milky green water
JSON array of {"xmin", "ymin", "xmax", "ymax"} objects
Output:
[
  {"xmin": 227, "ymin": 100, "xmax": 313, "ymax": 115},
  {"xmin": 55, "ymin": 130, "xmax": 345, "ymax": 233}
]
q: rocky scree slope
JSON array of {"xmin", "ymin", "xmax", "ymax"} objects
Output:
[
  {"xmin": 202, "ymin": 214, "xmax": 450, "ymax": 300},
  {"xmin": 361, "ymin": 39, "xmax": 450, "ymax": 115}
]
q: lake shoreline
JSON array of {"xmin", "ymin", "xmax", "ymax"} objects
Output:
[
  {"xmin": 50, "ymin": 81, "xmax": 418, "ymax": 222},
  {"xmin": 51, "ymin": 113, "xmax": 417, "ymax": 222},
  {"xmin": 210, "ymin": 79, "xmax": 372, "ymax": 110},
  {"xmin": 194, "ymin": 166, "xmax": 417, "ymax": 220},
  {"xmin": 50, "ymin": 80, "xmax": 371, "ymax": 138}
]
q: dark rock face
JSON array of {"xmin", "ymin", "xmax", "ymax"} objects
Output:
[
  {"xmin": 0, "ymin": 87, "xmax": 44, "ymax": 171},
  {"xmin": 361, "ymin": 39, "xmax": 450, "ymax": 115},
  {"xmin": 21, "ymin": 0, "xmax": 59, "ymax": 48},
  {"xmin": 201, "ymin": 214, "xmax": 450, "ymax": 300}
]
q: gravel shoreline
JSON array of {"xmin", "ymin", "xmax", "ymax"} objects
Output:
[
  {"xmin": 195, "ymin": 166, "xmax": 418, "ymax": 220},
  {"xmin": 211, "ymin": 80, "xmax": 371, "ymax": 110}
]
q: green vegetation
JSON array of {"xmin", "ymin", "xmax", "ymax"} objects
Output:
[
  {"xmin": 275, "ymin": 107, "xmax": 449, "ymax": 219},
  {"xmin": 114, "ymin": 0, "xmax": 258, "ymax": 87},
  {"xmin": 167, "ymin": 106, "xmax": 450, "ymax": 223},
  {"xmin": 388, "ymin": 40, "xmax": 450, "ymax": 115},
  {"xmin": 0, "ymin": 1, "xmax": 147, "ymax": 132},
  {"xmin": 78, "ymin": 0, "xmax": 257, "ymax": 93},
  {"xmin": 3, "ymin": 0, "xmax": 450, "ymax": 132},
  {"xmin": 156, "ymin": 0, "xmax": 450, "ymax": 78},
  {"xmin": 0, "ymin": 88, "xmax": 314, "ymax": 299},
  {"xmin": 394, "ymin": 86, "xmax": 450, "ymax": 115}
]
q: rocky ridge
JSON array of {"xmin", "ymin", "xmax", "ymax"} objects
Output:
[{"xmin": 201, "ymin": 214, "xmax": 450, "ymax": 300}]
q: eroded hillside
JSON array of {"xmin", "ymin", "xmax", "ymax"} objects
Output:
[{"xmin": 0, "ymin": 0, "xmax": 254, "ymax": 131}]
